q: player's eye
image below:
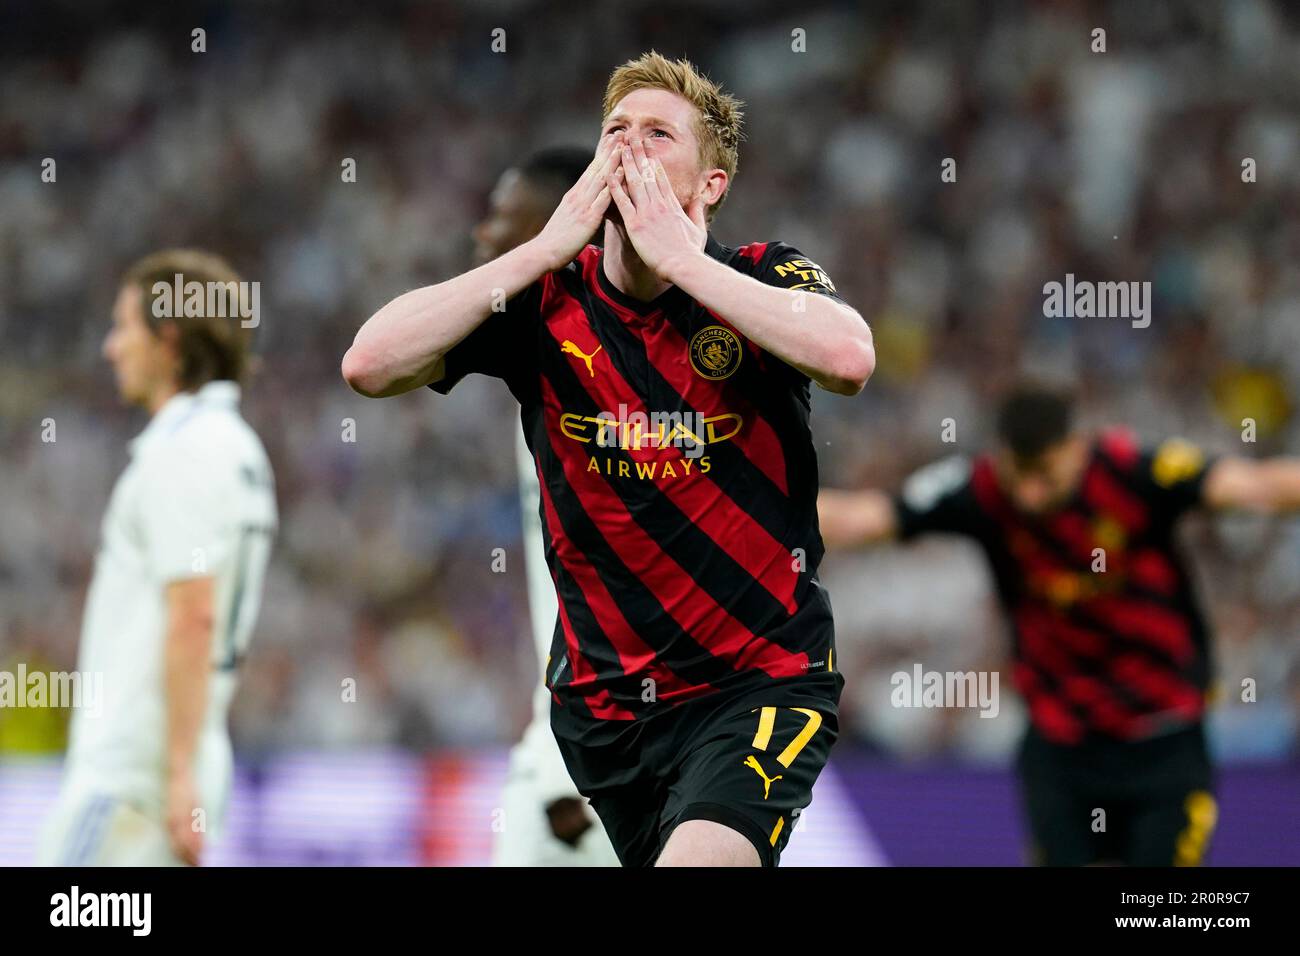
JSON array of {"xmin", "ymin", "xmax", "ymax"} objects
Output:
[{"xmin": 652, "ymin": 129, "xmax": 670, "ymax": 138}]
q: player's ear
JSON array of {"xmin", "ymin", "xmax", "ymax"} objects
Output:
[
  {"xmin": 686, "ymin": 169, "xmax": 728, "ymax": 225},
  {"xmin": 155, "ymin": 318, "xmax": 181, "ymax": 348},
  {"xmin": 700, "ymin": 168, "xmax": 728, "ymax": 211},
  {"xmin": 696, "ymin": 170, "xmax": 728, "ymax": 223},
  {"xmin": 153, "ymin": 318, "xmax": 184, "ymax": 371}
]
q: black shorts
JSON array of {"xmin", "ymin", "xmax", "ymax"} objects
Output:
[
  {"xmin": 1016, "ymin": 721, "xmax": 1217, "ymax": 866},
  {"xmin": 553, "ymin": 671, "xmax": 842, "ymax": 867}
]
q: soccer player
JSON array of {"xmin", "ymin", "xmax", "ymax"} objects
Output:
[
  {"xmin": 818, "ymin": 384, "xmax": 1300, "ymax": 866},
  {"xmin": 343, "ymin": 52, "xmax": 874, "ymax": 866},
  {"xmin": 474, "ymin": 147, "xmax": 619, "ymax": 866},
  {"xmin": 39, "ymin": 250, "xmax": 277, "ymax": 866}
]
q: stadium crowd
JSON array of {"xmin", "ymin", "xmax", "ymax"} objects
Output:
[{"xmin": 2, "ymin": 0, "xmax": 1298, "ymax": 761}]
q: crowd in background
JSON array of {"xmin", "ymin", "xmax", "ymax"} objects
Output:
[{"xmin": 2, "ymin": 0, "xmax": 1298, "ymax": 760}]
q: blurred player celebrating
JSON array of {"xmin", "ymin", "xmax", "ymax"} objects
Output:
[
  {"xmin": 819, "ymin": 384, "xmax": 1300, "ymax": 865},
  {"xmin": 345, "ymin": 52, "xmax": 874, "ymax": 866},
  {"xmin": 473, "ymin": 147, "xmax": 619, "ymax": 866},
  {"xmin": 40, "ymin": 251, "xmax": 277, "ymax": 866}
]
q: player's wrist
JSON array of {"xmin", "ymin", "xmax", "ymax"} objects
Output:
[
  {"xmin": 525, "ymin": 232, "xmax": 576, "ymax": 275},
  {"xmin": 165, "ymin": 754, "xmax": 195, "ymax": 781},
  {"xmin": 656, "ymin": 246, "xmax": 709, "ymax": 286}
]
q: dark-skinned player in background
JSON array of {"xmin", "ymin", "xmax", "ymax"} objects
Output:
[
  {"xmin": 474, "ymin": 147, "xmax": 619, "ymax": 867},
  {"xmin": 818, "ymin": 384, "xmax": 1300, "ymax": 865},
  {"xmin": 343, "ymin": 52, "xmax": 874, "ymax": 867}
]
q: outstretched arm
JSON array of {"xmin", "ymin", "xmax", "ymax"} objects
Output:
[
  {"xmin": 818, "ymin": 488, "xmax": 899, "ymax": 550},
  {"xmin": 1202, "ymin": 456, "xmax": 1300, "ymax": 513}
]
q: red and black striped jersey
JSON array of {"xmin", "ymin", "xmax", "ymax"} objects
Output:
[
  {"xmin": 894, "ymin": 428, "xmax": 1218, "ymax": 745},
  {"xmin": 432, "ymin": 235, "xmax": 846, "ymax": 738}
]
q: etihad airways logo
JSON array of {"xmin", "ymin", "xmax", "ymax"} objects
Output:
[
  {"xmin": 560, "ymin": 403, "xmax": 743, "ymax": 480},
  {"xmin": 560, "ymin": 404, "xmax": 741, "ymax": 459}
]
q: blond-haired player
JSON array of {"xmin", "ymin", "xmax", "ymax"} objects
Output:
[
  {"xmin": 473, "ymin": 148, "xmax": 619, "ymax": 866},
  {"xmin": 346, "ymin": 53, "xmax": 873, "ymax": 867}
]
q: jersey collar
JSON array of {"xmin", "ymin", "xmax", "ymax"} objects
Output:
[
  {"xmin": 130, "ymin": 380, "xmax": 241, "ymax": 457},
  {"xmin": 595, "ymin": 233, "xmax": 728, "ymax": 319}
]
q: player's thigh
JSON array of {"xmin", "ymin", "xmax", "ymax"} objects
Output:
[
  {"xmin": 586, "ymin": 785, "xmax": 666, "ymax": 868},
  {"xmin": 100, "ymin": 805, "xmax": 184, "ymax": 867},
  {"xmin": 656, "ymin": 818, "xmax": 760, "ymax": 866},
  {"xmin": 1124, "ymin": 726, "xmax": 1217, "ymax": 866},
  {"xmin": 662, "ymin": 702, "xmax": 838, "ymax": 867},
  {"xmin": 39, "ymin": 792, "xmax": 117, "ymax": 866},
  {"xmin": 1126, "ymin": 788, "xmax": 1218, "ymax": 867},
  {"xmin": 552, "ymin": 729, "xmax": 660, "ymax": 868},
  {"xmin": 39, "ymin": 794, "xmax": 181, "ymax": 867},
  {"xmin": 1018, "ymin": 776, "xmax": 1111, "ymax": 866},
  {"xmin": 1016, "ymin": 736, "xmax": 1105, "ymax": 866}
]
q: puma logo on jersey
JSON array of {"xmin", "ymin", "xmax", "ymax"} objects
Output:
[
  {"xmin": 561, "ymin": 340, "xmax": 602, "ymax": 377},
  {"xmin": 744, "ymin": 754, "xmax": 783, "ymax": 799}
]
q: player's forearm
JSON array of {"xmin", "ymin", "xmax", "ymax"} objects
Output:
[
  {"xmin": 342, "ymin": 237, "xmax": 553, "ymax": 397},
  {"xmin": 1238, "ymin": 459, "xmax": 1300, "ymax": 511},
  {"xmin": 163, "ymin": 609, "xmax": 214, "ymax": 779},
  {"xmin": 662, "ymin": 251, "xmax": 875, "ymax": 395},
  {"xmin": 817, "ymin": 488, "xmax": 899, "ymax": 550},
  {"xmin": 1205, "ymin": 456, "xmax": 1300, "ymax": 512}
]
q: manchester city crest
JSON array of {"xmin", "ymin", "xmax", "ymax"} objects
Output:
[{"xmin": 689, "ymin": 325, "xmax": 742, "ymax": 380}]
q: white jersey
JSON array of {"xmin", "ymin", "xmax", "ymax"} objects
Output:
[
  {"xmin": 63, "ymin": 380, "xmax": 276, "ymax": 821},
  {"xmin": 515, "ymin": 428, "xmax": 561, "ymax": 731},
  {"xmin": 493, "ymin": 430, "xmax": 618, "ymax": 866},
  {"xmin": 512, "ymin": 427, "xmax": 582, "ymax": 803}
]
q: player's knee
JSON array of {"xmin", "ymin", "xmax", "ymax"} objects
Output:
[{"xmin": 655, "ymin": 819, "xmax": 760, "ymax": 867}]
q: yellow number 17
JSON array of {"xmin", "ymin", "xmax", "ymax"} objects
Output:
[{"xmin": 750, "ymin": 706, "xmax": 822, "ymax": 767}]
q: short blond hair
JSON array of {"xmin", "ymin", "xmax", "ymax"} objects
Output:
[{"xmin": 602, "ymin": 51, "xmax": 744, "ymax": 221}]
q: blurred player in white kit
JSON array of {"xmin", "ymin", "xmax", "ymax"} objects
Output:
[
  {"xmin": 39, "ymin": 250, "xmax": 277, "ymax": 866},
  {"xmin": 472, "ymin": 150, "xmax": 618, "ymax": 866}
]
